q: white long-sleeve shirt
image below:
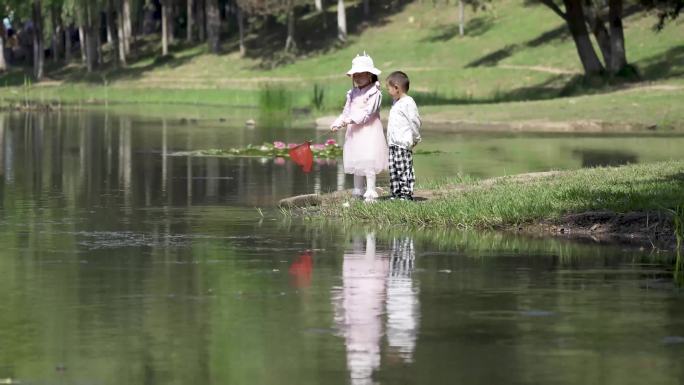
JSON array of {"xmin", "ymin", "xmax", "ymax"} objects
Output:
[{"xmin": 387, "ymin": 95, "xmax": 421, "ymax": 149}]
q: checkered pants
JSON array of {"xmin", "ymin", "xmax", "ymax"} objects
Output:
[{"xmin": 389, "ymin": 145, "xmax": 415, "ymax": 199}]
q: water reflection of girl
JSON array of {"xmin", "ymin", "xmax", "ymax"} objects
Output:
[{"xmin": 332, "ymin": 233, "xmax": 419, "ymax": 385}]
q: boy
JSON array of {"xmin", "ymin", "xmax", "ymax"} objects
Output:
[{"xmin": 385, "ymin": 71, "xmax": 421, "ymax": 201}]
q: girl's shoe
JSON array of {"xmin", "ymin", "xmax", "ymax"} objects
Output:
[
  {"xmin": 351, "ymin": 188, "xmax": 364, "ymax": 200},
  {"xmin": 363, "ymin": 190, "xmax": 378, "ymax": 203}
]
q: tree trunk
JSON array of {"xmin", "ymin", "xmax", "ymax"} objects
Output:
[
  {"xmin": 458, "ymin": 0, "xmax": 464, "ymax": 36},
  {"xmin": 608, "ymin": 0, "xmax": 627, "ymax": 73},
  {"xmin": 315, "ymin": 0, "xmax": 323, "ymax": 12},
  {"xmin": 117, "ymin": 1, "xmax": 127, "ymax": 66},
  {"xmin": 123, "ymin": 0, "xmax": 132, "ymax": 53},
  {"xmin": 96, "ymin": 14, "xmax": 103, "ymax": 65},
  {"xmin": 79, "ymin": 25, "xmax": 87, "ymax": 62},
  {"xmin": 563, "ymin": 0, "xmax": 604, "ymax": 75},
  {"xmin": 106, "ymin": 8, "xmax": 114, "ymax": 44},
  {"xmin": 143, "ymin": 1, "xmax": 156, "ymax": 34},
  {"xmin": 583, "ymin": 1, "xmax": 612, "ymax": 67},
  {"xmin": 187, "ymin": 0, "xmax": 194, "ymax": 42},
  {"xmin": 85, "ymin": 6, "xmax": 98, "ymax": 72},
  {"xmin": 206, "ymin": 0, "xmax": 221, "ymax": 53},
  {"xmin": 162, "ymin": 0, "xmax": 169, "ymax": 55},
  {"xmin": 337, "ymin": 0, "xmax": 347, "ymax": 43},
  {"xmin": 52, "ymin": 25, "xmax": 60, "ymax": 63},
  {"xmin": 32, "ymin": 0, "xmax": 45, "ymax": 80},
  {"xmin": 107, "ymin": 0, "xmax": 122, "ymax": 66},
  {"xmin": 364, "ymin": 0, "xmax": 370, "ymax": 17},
  {"xmin": 51, "ymin": 5, "xmax": 63, "ymax": 62},
  {"xmin": 237, "ymin": 6, "xmax": 245, "ymax": 57},
  {"xmin": 198, "ymin": 0, "xmax": 206, "ymax": 42},
  {"xmin": 285, "ymin": 0, "xmax": 296, "ymax": 51},
  {"xmin": 65, "ymin": 25, "xmax": 73, "ymax": 62},
  {"xmin": 0, "ymin": 27, "xmax": 6, "ymax": 72},
  {"xmin": 168, "ymin": 2, "xmax": 175, "ymax": 44}
]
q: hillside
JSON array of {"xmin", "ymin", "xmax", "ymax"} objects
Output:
[{"xmin": 1, "ymin": 0, "xmax": 682, "ymax": 125}]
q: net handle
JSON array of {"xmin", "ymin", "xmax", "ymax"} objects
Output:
[{"xmin": 307, "ymin": 130, "xmax": 334, "ymax": 143}]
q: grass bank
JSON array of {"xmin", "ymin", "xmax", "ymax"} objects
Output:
[
  {"xmin": 3, "ymin": 80, "xmax": 682, "ymax": 131},
  {"xmin": 302, "ymin": 160, "xmax": 684, "ymax": 245},
  {"xmin": 421, "ymin": 85, "xmax": 684, "ymax": 130}
]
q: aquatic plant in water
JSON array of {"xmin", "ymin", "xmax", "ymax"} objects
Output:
[{"xmin": 196, "ymin": 140, "xmax": 342, "ymax": 159}]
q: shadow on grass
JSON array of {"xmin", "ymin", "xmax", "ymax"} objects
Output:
[
  {"xmin": 0, "ymin": 68, "xmax": 31, "ymax": 87},
  {"xmin": 422, "ymin": 15, "xmax": 495, "ymax": 42},
  {"xmin": 241, "ymin": 0, "xmax": 411, "ymax": 69},
  {"xmin": 466, "ymin": 25, "xmax": 569, "ymax": 68},
  {"xmin": 398, "ymin": 72, "xmax": 571, "ymax": 106},
  {"xmin": 637, "ymin": 45, "xmax": 684, "ymax": 81},
  {"xmin": 0, "ymin": 0, "xmax": 411, "ymax": 83},
  {"xmin": 466, "ymin": 3, "xmax": 643, "ymax": 68},
  {"xmin": 564, "ymin": 172, "xmax": 684, "ymax": 213},
  {"xmin": 465, "ymin": 42, "xmax": 683, "ymax": 104},
  {"xmin": 0, "ymin": 37, "xmax": 206, "ymax": 86}
]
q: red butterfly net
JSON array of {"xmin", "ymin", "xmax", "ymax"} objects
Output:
[{"xmin": 288, "ymin": 141, "xmax": 314, "ymax": 173}]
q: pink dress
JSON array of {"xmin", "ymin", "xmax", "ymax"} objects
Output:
[{"xmin": 332, "ymin": 82, "xmax": 389, "ymax": 176}]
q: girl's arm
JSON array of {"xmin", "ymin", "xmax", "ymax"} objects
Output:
[
  {"xmin": 331, "ymin": 90, "xmax": 352, "ymax": 130},
  {"xmin": 345, "ymin": 85, "xmax": 382, "ymax": 126}
]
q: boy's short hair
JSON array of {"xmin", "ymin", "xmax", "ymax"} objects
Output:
[{"xmin": 386, "ymin": 71, "xmax": 410, "ymax": 92}]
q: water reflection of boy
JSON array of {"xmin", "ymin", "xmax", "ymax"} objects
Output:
[{"xmin": 386, "ymin": 237, "xmax": 419, "ymax": 363}]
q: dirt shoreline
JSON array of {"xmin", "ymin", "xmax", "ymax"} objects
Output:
[{"xmin": 512, "ymin": 210, "xmax": 676, "ymax": 249}]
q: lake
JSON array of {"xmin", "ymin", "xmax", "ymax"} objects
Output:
[{"xmin": 0, "ymin": 110, "xmax": 683, "ymax": 385}]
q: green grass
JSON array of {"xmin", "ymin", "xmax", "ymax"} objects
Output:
[
  {"xmin": 1, "ymin": 0, "xmax": 682, "ymax": 117},
  {"xmin": 316, "ymin": 160, "xmax": 684, "ymax": 228},
  {"xmin": 422, "ymin": 86, "xmax": 684, "ymax": 128}
]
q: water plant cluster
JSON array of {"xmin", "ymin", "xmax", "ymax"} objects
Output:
[{"xmin": 197, "ymin": 139, "xmax": 342, "ymax": 158}]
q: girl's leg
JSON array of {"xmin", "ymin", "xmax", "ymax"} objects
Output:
[
  {"xmin": 353, "ymin": 175, "xmax": 365, "ymax": 198},
  {"xmin": 364, "ymin": 173, "xmax": 378, "ymax": 201}
]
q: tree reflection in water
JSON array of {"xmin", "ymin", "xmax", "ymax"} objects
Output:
[{"xmin": 332, "ymin": 233, "xmax": 419, "ymax": 385}]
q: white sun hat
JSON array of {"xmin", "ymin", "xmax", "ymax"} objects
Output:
[{"xmin": 346, "ymin": 52, "xmax": 381, "ymax": 76}]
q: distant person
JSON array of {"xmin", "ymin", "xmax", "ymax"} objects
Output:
[
  {"xmin": 331, "ymin": 53, "xmax": 388, "ymax": 202},
  {"xmin": 385, "ymin": 71, "xmax": 422, "ymax": 201},
  {"xmin": 2, "ymin": 15, "xmax": 12, "ymax": 37}
]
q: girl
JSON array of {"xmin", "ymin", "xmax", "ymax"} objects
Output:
[{"xmin": 331, "ymin": 53, "xmax": 389, "ymax": 202}]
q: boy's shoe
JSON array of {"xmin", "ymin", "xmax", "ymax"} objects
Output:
[{"xmin": 399, "ymin": 195, "xmax": 413, "ymax": 201}]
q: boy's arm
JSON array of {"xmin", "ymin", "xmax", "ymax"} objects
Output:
[{"xmin": 408, "ymin": 101, "xmax": 422, "ymax": 146}]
